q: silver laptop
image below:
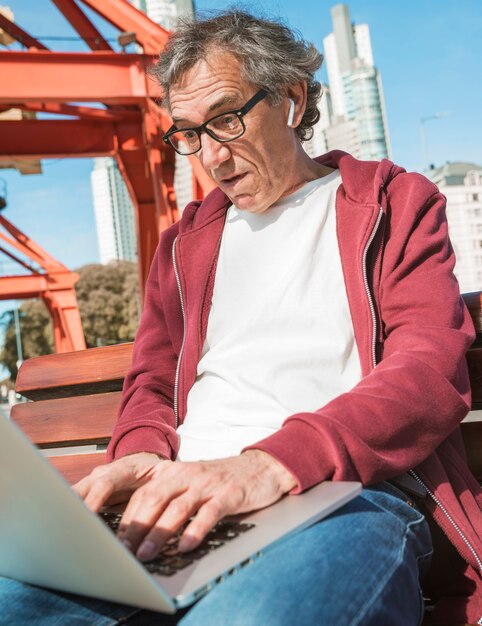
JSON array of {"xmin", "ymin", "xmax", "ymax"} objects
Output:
[{"xmin": 0, "ymin": 414, "xmax": 361, "ymax": 614}]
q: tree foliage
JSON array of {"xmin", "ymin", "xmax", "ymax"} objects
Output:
[
  {"xmin": 0, "ymin": 301, "xmax": 54, "ymax": 379},
  {"xmin": 0, "ymin": 261, "xmax": 140, "ymax": 379}
]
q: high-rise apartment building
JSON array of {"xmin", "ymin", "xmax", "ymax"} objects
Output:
[
  {"xmin": 91, "ymin": 158, "xmax": 137, "ymax": 264},
  {"xmin": 427, "ymin": 162, "xmax": 482, "ymax": 292},
  {"xmin": 322, "ymin": 4, "xmax": 390, "ymax": 160},
  {"xmin": 91, "ymin": 0, "xmax": 195, "ymax": 265},
  {"xmin": 303, "ymin": 84, "xmax": 331, "ymax": 159}
]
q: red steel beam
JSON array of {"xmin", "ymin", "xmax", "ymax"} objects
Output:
[
  {"xmin": 0, "ymin": 51, "xmax": 161, "ymax": 105},
  {"xmin": 0, "ymin": 274, "xmax": 72, "ymax": 300},
  {"xmin": 0, "ymin": 245, "xmax": 38, "ymax": 274},
  {"xmin": 79, "ymin": 0, "xmax": 169, "ymax": 54},
  {"xmin": 13, "ymin": 102, "xmax": 140, "ymax": 121},
  {"xmin": 0, "ymin": 120, "xmax": 118, "ymax": 158},
  {"xmin": 51, "ymin": 0, "xmax": 114, "ymax": 52},
  {"xmin": 0, "ymin": 214, "xmax": 69, "ymax": 271},
  {"xmin": 42, "ymin": 289, "xmax": 86, "ymax": 352},
  {"xmin": 0, "ymin": 13, "xmax": 49, "ymax": 51},
  {"xmin": 113, "ymin": 106, "xmax": 174, "ymax": 291}
]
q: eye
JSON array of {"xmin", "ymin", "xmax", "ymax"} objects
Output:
[
  {"xmin": 220, "ymin": 114, "xmax": 238, "ymax": 128},
  {"xmin": 212, "ymin": 113, "xmax": 239, "ymax": 131},
  {"xmin": 181, "ymin": 129, "xmax": 198, "ymax": 144}
]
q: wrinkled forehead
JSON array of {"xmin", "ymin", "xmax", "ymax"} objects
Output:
[
  {"xmin": 167, "ymin": 48, "xmax": 252, "ymax": 101},
  {"xmin": 167, "ymin": 52, "xmax": 252, "ymax": 119}
]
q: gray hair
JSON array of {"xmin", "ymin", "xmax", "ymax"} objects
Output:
[{"xmin": 149, "ymin": 10, "xmax": 324, "ymax": 141}]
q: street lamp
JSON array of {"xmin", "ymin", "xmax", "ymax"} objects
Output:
[
  {"xmin": 420, "ymin": 112, "xmax": 450, "ymax": 172},
  {"xmin": 13, "ymin": 306, "xmax": 23, "ymax": 371},
  {"xmin": 0, "ymin": 178, "xmax": 7, "ymax": 211}
]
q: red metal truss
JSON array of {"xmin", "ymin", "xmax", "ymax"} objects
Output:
[
  {"xmin": 0, "ymin": 13, "xmax": 49, "ymax": 50},
  {"xmin": 0, "ymin": 51, "xmax": 160, "ymax": 104},
  {"xmin": 51, "ymin": 0, "xmax": 114, "ymax": 52},
  {"xmin": 78, "ymin": 0, "xmax": 170, "ymax": 53},
  {"xmin": 12, "ymin": 102, "xmax": 140, "ymax": 121},
  {"xmin": 0, "ymin": 1, "xmax": 216, "ymax": 352},
  {"xmin": 0, "ymin": 215, "xmax": 86, "ymax": 353}
]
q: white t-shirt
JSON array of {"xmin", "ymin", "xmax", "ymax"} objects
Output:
[{"xmin": 176, "ymin": 170, "xmax": 361, "ymax": 461}]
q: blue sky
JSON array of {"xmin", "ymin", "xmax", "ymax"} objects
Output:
[{"xmin": 1, "ymin": 0, "xmax": 481, "ymax": 302}]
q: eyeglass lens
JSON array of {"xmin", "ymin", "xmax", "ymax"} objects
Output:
[{"xmin": 169, "ymin": 113, "xmax": 245, "ymax": 155}]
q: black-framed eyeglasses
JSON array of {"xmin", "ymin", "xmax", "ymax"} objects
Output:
[{"xmin": 162, "ymin": 89, "xmax": 268, "ymax": 156}]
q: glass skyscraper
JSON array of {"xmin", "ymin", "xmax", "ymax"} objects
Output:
[{"xmin": 323, "ymin": 4, "xmax": 391, "ymax": 160}]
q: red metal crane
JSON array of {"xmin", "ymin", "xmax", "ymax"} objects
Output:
[
  {"xmin": 0, "ymin": 212, "xmax": 86, "ymax": 352},
  {"xmin": 0, "ymin": 0, "xmax": 215, "ymax": 351}
]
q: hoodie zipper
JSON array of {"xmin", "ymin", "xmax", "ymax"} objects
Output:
[
  {"xmin": 172, "ymin": 236, "xmax": 186, "ymax": 428},
  {"xmin": 362, "ymin": 207, "xmax": 384, "ymax": 370},
  {"xmin": 363, "ymin": 206, "xmax": 482, "ymax": 578},
  {"xmin": 408, "ymin": 469, "xmax": 482, "ymax": 575}
]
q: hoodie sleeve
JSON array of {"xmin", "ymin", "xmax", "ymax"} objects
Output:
[
  {"xmin": 106, "ymin": 225, "xmax": 182, "ymax": 463},
  {"xmin": 245, "ymin": 176, "xmax": 475, "ymax": 492}
]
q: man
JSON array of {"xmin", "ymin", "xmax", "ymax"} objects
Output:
[{"xmin": 2, "ymin": 10, "xmax": 482, "ymax": 626}]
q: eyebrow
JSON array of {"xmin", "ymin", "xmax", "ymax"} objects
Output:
[{"xmin": 172, "ymin": 94, "xmax": 242, "ymax": 125}]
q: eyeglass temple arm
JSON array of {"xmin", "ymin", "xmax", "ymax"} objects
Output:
[{"xmin": 239, "ymin": 89, "xmax": 268, "ymax": 115}]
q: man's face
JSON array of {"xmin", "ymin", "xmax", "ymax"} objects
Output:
[{"xmin": 169, "ymin": 51, "xmax": 300, "ymax": 213}]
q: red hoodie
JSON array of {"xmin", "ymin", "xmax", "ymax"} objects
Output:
[{"xmin": 107, "ymin": 151, "xmax": 482, "ymax": 624}]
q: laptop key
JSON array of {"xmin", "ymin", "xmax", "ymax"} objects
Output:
[
  {"xmin": 169, "ymin": 557, "xmax": 194, "ymax": 570},
  {"xmin": 206, "ymin": 539, "xmax": 224, "ymax": 549},
  {"xmin": 144, "ymin": 563, "xmax": 177, "ymax": 576},
  {"xmin": 187, "ymin": 548, "xmax": 209, "ymax": 560}
]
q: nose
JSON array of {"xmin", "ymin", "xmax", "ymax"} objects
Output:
[{"xmin": 199, "ymin": 132, "xmax": 231, "ymax": 171}]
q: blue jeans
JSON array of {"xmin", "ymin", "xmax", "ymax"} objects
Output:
[{"xmin": 0, "ymin": 482, "xmax": 432, "ymax": 626}]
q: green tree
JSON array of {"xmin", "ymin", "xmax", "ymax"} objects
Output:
[
  {"xmin": 76, "ymin": 261, "xmax": 140, "ymax": 347},
  {"xmin": 0, "ymin": 261, "xmax": 140, "ymax": 379},
  {"xmin": 0, "ymin": 300, "xmax": 54, "ymax": 379}
]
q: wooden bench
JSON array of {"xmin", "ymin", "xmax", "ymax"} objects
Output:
[
  {"xmin": 8, "ymin": 292, "xmax": 482, "ymax": 626},
  {"xmin": 12, "ymin": 341, "xmax": 133, "ymax": 484}
]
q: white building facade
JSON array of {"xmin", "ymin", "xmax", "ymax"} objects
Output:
[
  {"xmin": 322, "ymin": 4, "xmax": 390, "ymax": 160},
  {"xmin": 91, "ymin": 158, "xmax": 137, "ymax": 264},
  {"xmin": 303, "ymin": 84, "xmax": 331, "ymax": 158},
  {"xmin": 428, "ymin": 162, "xmax": 482, "ymax": 292}
]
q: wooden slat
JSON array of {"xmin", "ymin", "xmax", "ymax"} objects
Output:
[
  {"xmin": 467, "ymin": 348, "xmax": 482, "ymax": 410},
  {"xmin": 48, "ymin": 452, "xmax": 107, "ymax": 485},
  {"xmin": 16, "ymin": 342, "xmax": 133, "ymax": 400},
  {"xmin": 463, "ymin": 291, "xmax": 482, "ymax": 336},
  {"xmin": 461, "ymin": 421, "xmax": 482, "ymax": 482},
  {"xmin": 11, "ymin": 391, "xmax": 122, "ymax": 447},
  {"xmin": 463, "ymin": 291, "xmax": 482, "ymax": 349}
]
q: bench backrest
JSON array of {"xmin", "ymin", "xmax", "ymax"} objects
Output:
[
  {"xmin": 11, "ymin": 293, "xmax": 482, "ymax": 484},
  {"xmin": 12, "ymin": 343, "xmax": 133, "ymax": 483}
]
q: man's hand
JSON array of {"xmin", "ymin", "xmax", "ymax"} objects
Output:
[
  {"xmin": 74, "ymin": 450, "xmax": 297, "ymax": 561},
  {"xmin": 73, "ymin": 452, "xmax": 163, "ymax": 511}
]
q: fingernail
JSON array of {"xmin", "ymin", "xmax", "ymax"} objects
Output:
[
  {"xmin": 179, "ymin": 535, "xmax": 195, "ymax": 552},
  {"xmin": 137, "ymin": 540, "xmax": 156, "ymax": 561},
  {"xmin": 121, "ymin": 539, "xmax": 133, "ymax": 552}
]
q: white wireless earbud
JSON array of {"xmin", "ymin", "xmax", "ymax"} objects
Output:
[{"xmin": 287, "ymin": 98, "xmax": 295, "ymax": 126}]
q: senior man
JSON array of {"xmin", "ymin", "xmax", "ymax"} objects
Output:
[{"xmin": 2, "ymin": 10, "xmax": 482, "ymax": 626}]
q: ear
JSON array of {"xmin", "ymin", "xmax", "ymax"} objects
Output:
[{"xmin": 286, "ymin": 81, "xmax": 307, "ymax": 129}]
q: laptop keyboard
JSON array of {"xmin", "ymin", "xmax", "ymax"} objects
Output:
[{"xmin": 100, "ymin": 511, "xmax": 255, "ymax": 577}]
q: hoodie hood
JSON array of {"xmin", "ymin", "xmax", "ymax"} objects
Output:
[
  {"xmin": 316, "ymin": 150, "xmax": 406, "ymax": 208},
  {"xmin": 177, "ymin": 151, "xmax": 407, "ymax": 234}
]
